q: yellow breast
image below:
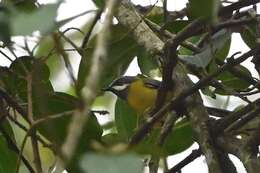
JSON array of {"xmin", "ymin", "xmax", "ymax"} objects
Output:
[{"xmin": 127, "ymin": 80, "xmax": 158, "ymax": 114}]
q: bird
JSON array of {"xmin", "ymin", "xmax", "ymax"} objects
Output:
[{"xmin": 103, "ymin": 74, "xmax": 161, "ymax": 114}]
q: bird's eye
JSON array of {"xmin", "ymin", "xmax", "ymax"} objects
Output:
[{"xmin": 112, "ymin": 84, "xmax": 129, "ymax": 91}]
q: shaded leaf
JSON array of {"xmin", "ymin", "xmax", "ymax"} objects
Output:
[
  {"xmin": 137, "ymin": 50, "xmax": 160, "ymax": 77},
  {"xmin": 34, "ymin": 92, "xmax": 103, "ymax": 172},
  {"xmin": 80, "ymin": 153, "xmax": 143, "ymax": 173},
  {"xmin": 135, "ymin": 118, "xmax": 193, "ymax": 156},
  {"xmin": 163, "ymin": 118, "xmax": 194, "ymax": 155},
  {"xmin": 14, "ymin": 0, "xmax": 37, "ymax": 13},
  {"xmin": 92, "ymin": 0, "xmax": 105, "ymax": 7},
  {"xmin": 9, "ymin": 56, "xmax": 53, "ymax": 100},
  {"xmin": 188, "ymin": 0, "xmax": 219, "ymax": 22},
  {"xmin": 12, "ymin": 3, "xmax": 59, "ymax": 36},
  {"xmin": 216, "ymin": 65, "xmax": 252, "ymax": 94},
  {"xmin": 34, "ymin": 36, "xmax": 63, "ymax": 80},
  {"xmin": 178, "ymin": 35, "xmax": 201, "ymax": 56},
  {"xmin": 101, "ymin": 133, "xmax": 124, "ymax": 146},
  {"xmin": 240, "ymin": 25, "xmax": 256, "ymax": 48},
  {"xmin": 114, "ymin": 99, "xmax": 138, "ymax": 142},
  {"xmin": 0, "ymin": 120, "xmax": 17, "ymax": 173},
  {"xmin": 0, "ymin": 7, "xmax": 11, "ymax": 44},
  {"xmin": 77, "ymin": 24, "xmax": 140, "ymax": 91},
  {"xmin": 167, "ymin": 20, "xmax": 191, "ymax": 33},
  {"xmin": 201, "ymin": 86, "xmax": 216, "ymax": 99},
  {"xmin": 179, "ymin": 29, "xmax": 231, "ymax": 68}
]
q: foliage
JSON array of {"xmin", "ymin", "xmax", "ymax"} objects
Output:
[{"xmin": 0, "ymin": 0, "xmax": 259, "ymax": 173}]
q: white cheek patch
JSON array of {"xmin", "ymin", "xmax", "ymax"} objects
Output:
[{"xmin": 112, "ymin": 84, "xmax": 129, "ymax": 91}]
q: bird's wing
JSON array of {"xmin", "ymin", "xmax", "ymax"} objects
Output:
[{"xmin": 143, "ymin": 78, "xmax": 161, "ymax": 89}]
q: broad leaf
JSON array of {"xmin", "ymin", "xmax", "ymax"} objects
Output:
[
  {"xmin": 80, "ymin": 153, "xmax": 144, "ymax": 173},
  {"xmin": 77, "ymin": 24, "xmax": 140, "ymax": 91},
  {"xmin": 134, "ymin": 118, "xmax": 193, "ymax": 156},
  {"xmin": 163, "ymin": 118, "xmax": 194, "ymax": 155},
  {"xmin": 0, "ymin": 120, "xmax": 17, "ymax": 173},
  {"xmin": 216, "ymin": 65, "xmax": 252, "ymax": 94},
  {"xmin": 114, "ymin": 99, "xmax": 138, "ymax": 142},
  {"xmin": 188, "ymin": 0, "xmax": 219, "ymax": 22},
  {"xmin": 0, "ymin": 7, "xmax": 11, "ymax": 44},
  {"xmin": 137, "ymin": 50, "xmax": 160, "ymax": 77},
  {"xmin": 240, "ymin": 25, "xmax": 256, "ymax": 48},
  {"xmin": 14, "ymin": 0, "xmax": 37, "ymax": 13},
  {"xmin": 101, "ymin": 133, "xmax": 124, "ymax": 146},
  {"xmin": 178, "ymin": 35, "xmax": 201, "ymax": 56},
  {"xmin": 34, "ymin": 92, "xmax": 103, "ymax": 173},
  {"xmin": 34, "ymin": 36, "xmax": 64, "ymax": 80},
  {"xmin": 92, "ymin": 0, "xmax": 105, "ymax": 7},
  {"xmin": 12, "ymin": 3, "xmax": 59, "ymax": 36},
  {"xmin": 179, "ymin": 29, "xmax": 231, "ymax": 68},
  {"xmin": 9, "ymin": 56, "xmax": 53, "ymax": 101}
]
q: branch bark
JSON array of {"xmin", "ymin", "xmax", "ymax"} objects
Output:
[
  {"xmin": 54, "ymin": 0, "xmax": 121, "ymax": 171},
  {"xmin": 116, "ymin": 1, "xmax": 234, "ymax": 172}
]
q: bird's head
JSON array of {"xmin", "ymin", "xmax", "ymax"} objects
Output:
[{"xmin": 102, "ymin": 76, "xmax": 137, "ymax": 100}]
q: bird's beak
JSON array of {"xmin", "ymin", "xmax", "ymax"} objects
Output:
[{"xmin": 102, "ymin": 86, "xmax": 111, "ymax": 92}]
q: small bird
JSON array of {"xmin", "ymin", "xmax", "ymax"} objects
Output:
[{"xmin": 103, "ymin": 75, "xmax": 161, "ymax": 114}]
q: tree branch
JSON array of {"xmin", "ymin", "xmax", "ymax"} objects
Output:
[
  {"xmin": 54, "ymin": 0, "xmax": 121, "ymax": 171},
  {"xmin": 166, "ymin": 148, "xmax": 202, "ymax": 173},
  {"xmin": 116, "ymin": 1, "xmax": 249, "ymax": 172}
]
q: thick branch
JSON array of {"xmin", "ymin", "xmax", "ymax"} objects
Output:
[
  {"xmin": 54, "ymin": 0, "xmax": 121, "ymax": 172},
  {"xmin": 116, "ymin": 1, "xmax": 235, "ymax": 172}
]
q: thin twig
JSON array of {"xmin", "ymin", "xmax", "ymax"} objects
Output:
[
  {"xmin": 166, "ymin": 149, "xmax": 202, "ymax": 173},
  {"xmin": 0, "ymin": 125, "xmax": 36, "ymax": 173},
  {"xmin": 81, "ymin": 8, "xmax": 104, "ymax": 49},
  {"xmin": 206, "ymin": 107, "xmax": 231, "ymax": 118},
  {"xmin": 0, "ymin": 88, "xmax": 29, "ymax": 123},
  {"xmin": 7, "ymin": 113, "xmax": 52, "ymax": 148},
  {"xmin": 130, "ymin": 48, "xmax": 256, "ymax": 145},
  {"xmin": 225, "ymin": 107, "xmax": 260, "ymax": 132},
  {"xmin": 27, "ymin": 74, "xmax": 43, "ymax": 173},
  {"xmin": 0, "ymin": 49, "xmax": 13, "ymax": 62},
  {"xmin": 52, "ymin": 33, "xmax": 76, "ymax": 85}
]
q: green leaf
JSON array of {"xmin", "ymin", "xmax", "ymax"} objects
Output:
[
  {"xmin": 34, "ymin": 36, "xmax": 63, "ymax": 80},
  {"xmin": 144, "ymin": 7, "xmax": 190, "ymax": 34},
  {"xmin": 77, "ymin": 24, "xmax": 140, "ymax": 91},
  {"xmin": 167, "ymin": 20, "xmax": 191, "ymax": 33},
  {"xmin": 101, "ymin": 133, "xmax": 124, "ymax": 146},
  {"xmin": 92, "ymin": 0, "xmax": 105, "ymax": 7},
  {"xmin": 179, "ymin": 35, "xmax": 201, "ymax": 56},
  {"xmin": 12, "ymin": 3, "xmax": 59, "ymax": 36},
  {"xmin": 0, "ymin": 120, "xmax": 17, "ymax": 173},
  {"xmin": 137, "ymin": 50, "xmax": 160, "ymax": 77},
  {"xmin": 179, "ymin": 29, "xmax": 231, "ymax": 68},
  {"xmin": 0, "ymin": 8, "xmax": 11, "ymax": 44},
  {"xmin": 201, "ymin": 86, "xmax": 216, "ymax": 99},
  {"xmin": 9, "ymin": 56, "xmax": 53, "ymax": 100},
  {"xmin": 80, "ymin": 153, "xmax": 144, "ymax": 173},
  {"xmin": 134, "ymin": 118, "xmax": 193, "ymax": 156},
  {"xmin": 188, "ymin": 0, "xmax": 219, "ymax": 22},
  {"xmin": 10, "ymin": 56, "xmax": 50, "ymax": 80},
  {"xmin": 163, "ymin": 118, "xmax": 194, "ymax": 155},
  {"xmin": 14, "ymin": 0, "xmax": 37, "ymax": 13},
  {"xmin": 240, "ymin": 25, "xmax": 256, "ymax": 48},
  {"xmin": 115, "ymin": 99, "xmax": 138, "ymax": 142},
  {"xmin": 214, "ymin": 37, "xmax": 231, "ymax": 62},
  {"xmin": 0, "ymin": 67, "xmax": 17, "ymax": 94},
  {"xmin": 216, "ymin": 65, "xmax": 252, "ymax": 94},
  {"xmin": 34, "ymin": 92, "xmax": 103, "ymax": 172}
]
